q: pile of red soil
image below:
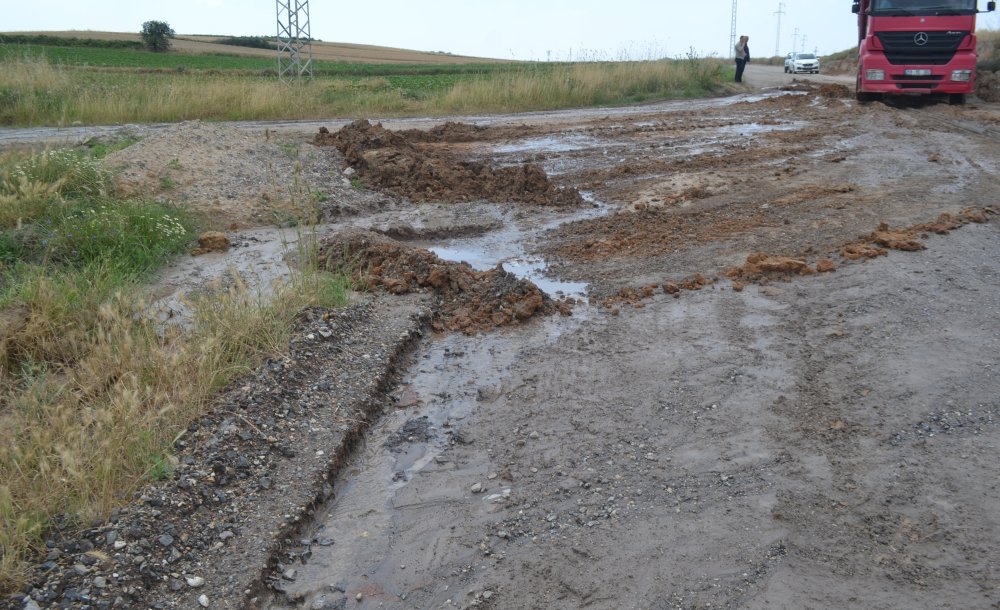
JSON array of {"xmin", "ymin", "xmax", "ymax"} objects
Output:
[
  {"xmin": 398, "ymin": 121, "xmax": 538, "ymax": 144},
  {"xmin": 319, "ymin": 229, "xmax": 570, "ymax": 334},
  {"xmin": 816, "ymin": 84, "xmax": 852, "ymax": 99},
  {"xmin": 842, "ymin": 208, "xmax": 995, "ymax": 259},
  {"xmin": 314, "ymin": 121, "xmax": 583, "ymax": 207},
  {"xmin": 725, "ymin": 253, "xmax": 836, "ymax": 286}
]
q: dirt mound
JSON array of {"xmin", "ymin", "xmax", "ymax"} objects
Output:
[
  {"xmin": 399, "ymin": 121, "xmax": 538, "ymax": 143},
  {"xmin": 319, "ymin": 229, "xmax": 569, "ymax": 334},
  {"xmin": 725, "ymin": 253, "xmax": 819, "ymax": 282},
  {"xmin": 857, "ymin": 208, "xmax": 995, "ymax": 255},
  {"xmin": 102, "ymin": 120, "xmax": 377, "ymax": 230},
  {"xmin": 313, "ymin": 121, "xmax": 583, "ymax": 207},
  {"xmin": 816, "ymin": 83, "xmax": 852, "ymax": 99}
]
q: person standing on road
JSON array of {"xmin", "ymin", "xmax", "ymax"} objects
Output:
[{"xmin": 735, "ymin": 35, "xmax": 750, "ymax": 83}]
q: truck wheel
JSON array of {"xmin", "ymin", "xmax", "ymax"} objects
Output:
[
  {"xmin": 948, "ymin": 94, "xmax": 966, "ymax": 105},
  {"xmin": 856, "ymin": 76, "xmax": 876, "ymax": 103}
]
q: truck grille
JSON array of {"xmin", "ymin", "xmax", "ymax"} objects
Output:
[{"xmin": 874, "ymin": 31, "xmax": 968, "ymax": 65}]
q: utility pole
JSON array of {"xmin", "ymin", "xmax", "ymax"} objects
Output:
[
  {"xmin": 276, "ymin": 0, "xmax": 313, "ymax": 82},
  {"xmin": 792, "ymin": 27, "xmax": 799, "ymax": 57},
  {"xmin": 801, "ymin": 34, "xmax": 807, "ymax": 53},
  {"xmin": 774, "ymin": 2, "xmax": 786, "ymax": 56},
  {"xmin": 730, "ymin": 0, "xmax": 738, "ymax": 58}
]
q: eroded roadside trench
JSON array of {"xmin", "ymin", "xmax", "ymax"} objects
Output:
[{"xmin": 12, "ymin": 81, "xmax": 1000, "ymax": 610}]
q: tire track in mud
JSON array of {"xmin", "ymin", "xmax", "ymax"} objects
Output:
[{"xmin": 748, "ymin": 224, "xmax": 1000, "ymax": 608}]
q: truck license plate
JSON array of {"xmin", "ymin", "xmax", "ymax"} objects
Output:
[{"xmin": 904, "ymin": 69, "xmax": 932, "ymax": 76}]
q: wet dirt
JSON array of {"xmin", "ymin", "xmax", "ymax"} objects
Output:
[
  {"xmin": 318, "ymin": 229, "xmax": 572, "ymax": 335},
  {"xmin": 9, "ymin": 65, "xmax": 1000, "ymax": 610},
  {"xmin": 254, "ymin": 73, "xmax": 1000, "ymax": 610},
  {"xmin": 314, "ymin": 120, "xmax": 584, "ymax": 207}
]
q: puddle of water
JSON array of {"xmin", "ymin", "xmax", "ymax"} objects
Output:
[
  {"xmin": 426, "ymin": 193, "xmax": 609, "ymax": 301},
  {"xmin": 493, "ymin": 133, "xmax": 600, "ymax": 154},
  {"xmin": 716, "ymin": 121, "xmax": 803, "ymax": 136},
  {"xmin": 146, "ymin": 225, "xmax": 329, "ymax": 329}
]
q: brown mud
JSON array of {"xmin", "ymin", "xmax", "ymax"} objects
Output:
[
  {"xmin": 314, "ymin": 120, "xmax": 583, "ymax": 206},
  {"xmin": 319, "ymin": 229, "xmax": 570, "ymax": 335}
]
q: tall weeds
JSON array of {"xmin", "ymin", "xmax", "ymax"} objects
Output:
[{"xmin": 0, "ymin": 55, "xmax": 727, "ymax": 126}]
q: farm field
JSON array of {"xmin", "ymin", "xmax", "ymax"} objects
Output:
[{"xmin": 0, "ymin": 31, "xmax": 728, "ymax": 127}]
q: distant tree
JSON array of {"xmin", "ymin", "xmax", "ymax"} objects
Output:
[{"xmin": 140, "ymin": 20, "xmax": 175, "ymax": 52}]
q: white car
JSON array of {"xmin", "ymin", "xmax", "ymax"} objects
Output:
[{"xmin": 784, "ymin": 52, "xmax": 821, "ymax": 74}]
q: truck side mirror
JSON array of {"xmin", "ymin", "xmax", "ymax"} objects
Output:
[
  {"xmin": 852, "ymin": 2, "xmax": 861, "ymax": 14},
  {"xmin": 989, "ymin": 1, "xmax": 997, "ymax": 11}
]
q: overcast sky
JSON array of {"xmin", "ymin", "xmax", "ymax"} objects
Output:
[{"xmin": 4, "ymin": 0, "xmax": 1000, "ymax": 61}]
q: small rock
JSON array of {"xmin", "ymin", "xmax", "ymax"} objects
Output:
[
  {"xmin": 356, "ymin": 592, "xmax": 364, "ymax": 601},
  {"xmin": 72, "ymin": 563, "xmax": 89, "ymax": 576},
  {"xmin": 113, "ymin": 540, "xmax": 127, "ymax": 550},
  {"xmin": 158, "ymin": 534, "xmax": 174, "ymax": 547},
  {"xmin": 186, "ymin": 575, "xmax": 206, "ymax": 588},
  {"xmin": 283, "ymin": 568, "xmax": 298, "ymax": 581},
  {"xmin": 219, "ymin": 530, "xmax": 235, "ymax": 541},
  {"xmin": 93, "ymin": 576, "xmax": 107, "ymax": 589},
  {"xmin": 24, "ymin": 600, "xmax": 42, "ymax": 610},
  {"xmin": 470, "ymin": 482, "xmax": 483, "ymax": 494},
  {"xmin": 191, "ymin": 231, "xmax": 230, "ymax": 256},
  {"xmin": 198, "ymin": 594, "xmax": 210, "ymax": 607},
  {"xmin": 528, "ymin": 431, "xmax": 540, "ymax": 439}
]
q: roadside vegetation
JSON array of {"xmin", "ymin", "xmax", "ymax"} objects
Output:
[
  {"xmin": 979, "ymin": 28, "xmax": 1000, "ymax": 70},
  {"xmin": 0, "ymin": 143, "xmax": 350, "ymax": 592},
  {"xmin": 0, "ymin": 39, "xmax": 726, "ymax": 126}
]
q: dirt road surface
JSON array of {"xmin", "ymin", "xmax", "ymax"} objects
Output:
[{"xmin": 6, "ymin": 70, "xmax": 1000, "ymax": 610}]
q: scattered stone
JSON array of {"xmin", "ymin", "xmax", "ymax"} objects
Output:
[
  {"xmin": 186, "ymin": 575, "xmax": 206, "ymax": 588},
  {"xmin": 198, "ymin": 593, "xmax": 210, "ymax": 607},
  {"xmin": 470, "ymin": 482, "xmax": 483, "ymax": 494}
]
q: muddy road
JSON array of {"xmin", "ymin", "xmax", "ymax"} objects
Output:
[
  {"xmin": 8, "ymin": 74, "xmax": 1000, "ymax": 610},
  {"xmin": 268, "ymin": 82, "xmax": 1000, "ymax": 608}
]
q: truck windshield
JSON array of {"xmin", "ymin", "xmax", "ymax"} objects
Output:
[{"xmin": 870, "ymin": 0, "xmax": 977, "ymax": 15}]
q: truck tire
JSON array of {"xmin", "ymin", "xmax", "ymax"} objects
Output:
[{"xmin": 948, "ymin": 94, "xmax": 966, "ymax": 105}]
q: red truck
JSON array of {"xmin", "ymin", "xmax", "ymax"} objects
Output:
[{"xmin": 853, "ymin": 0, "xmax": 996, "ymax": 104}]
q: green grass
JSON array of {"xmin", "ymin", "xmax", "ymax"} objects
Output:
[
  {"xmin": 0, "ymin": 43, "xmax": 728, "ymax": 127},
  {"xmin": 0, "ymin": 43, "xmax": 525, "ymax": 77},
  {"xmin": 0, "ymin": 146, "xmax": 352, "ymax": 594}
]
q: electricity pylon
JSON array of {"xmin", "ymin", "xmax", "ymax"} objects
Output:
[{"xmin": 276, "ymin": 0, "xmax": 313, "ymax": 82}]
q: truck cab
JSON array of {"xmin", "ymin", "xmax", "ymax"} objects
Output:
[{"xmin": 852, "ymin": 0, "xmax": 996, "ymax": 104}]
